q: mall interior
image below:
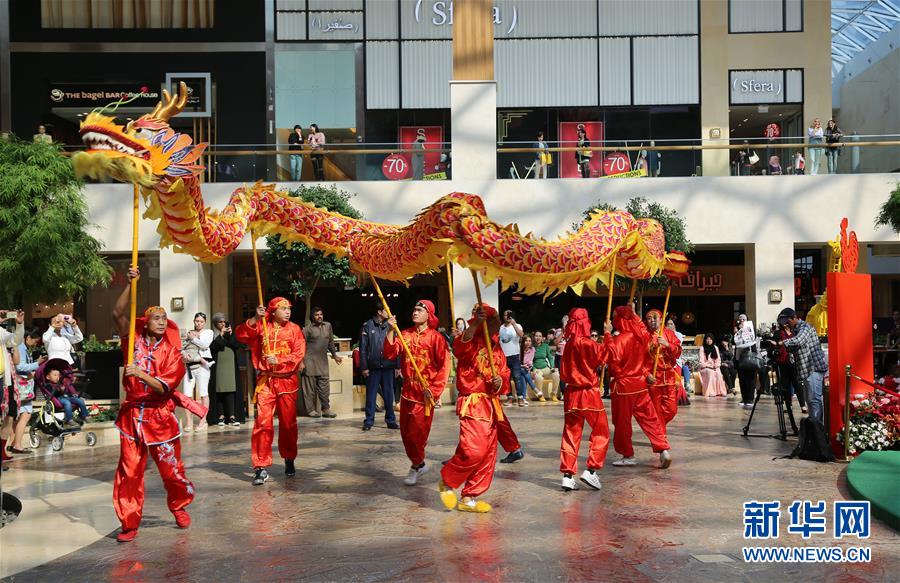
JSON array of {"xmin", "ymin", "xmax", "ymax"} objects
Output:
[{"xmin": 1, "ymin": 1, "xmax": 899, "ymax": 580}]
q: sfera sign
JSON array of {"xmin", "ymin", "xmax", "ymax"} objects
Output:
[
  {"xmin": 736, "ymin": 79, "xmax": 781, "ymax": 95},
  {"xmin": 730, "ymin": 69, "xmax": 803, "ymax": 105},
  {"xmin": 414, "ymin": 0, "xmax": 519, "ymax": 34}
]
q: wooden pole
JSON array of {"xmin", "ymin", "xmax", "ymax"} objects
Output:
[
  {"xmin": 250, "ymin": 229, "xmax": 271, "ymax": 355},
  {"xmin": 598, "ymin": 257, "xmax": 617, "ymax": 389},
  {"xmin": 446, "ymin": 263, "xmax": 455, "ymax": 323},
  {"xmin": 470, "ymin": 270, "xmax": 497, "ymax": 377},
  {"xmin": 651, "ymin": 285, "xmax": 673, "ymax": 377},
  {"xmin": 126, "ymin": 183, "xmax": 140, "ymax": 365},
  {"xmin": 628, "ymin": 278, "xmax": 638, "ymax": 306},
  {"xmin": 370, "ymin": 274, "xmax": 433, "ymax": 414}
]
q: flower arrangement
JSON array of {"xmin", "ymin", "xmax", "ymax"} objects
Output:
[
  {"xmin": 87, "ymin": 403, "xmax": 118, "ymax": 423},
  {"xmin": 836, "ymin": 389, "xmax": 900, "ymax": 456}
]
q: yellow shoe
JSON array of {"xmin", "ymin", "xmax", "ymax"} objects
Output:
[
  {"xmin": 538, "ymin": 396, "xmax": 547, "ymax": 402},
  {"xmin": 438, "ymin": 480, "xmax": 457, "ymax": 510},
  {"xmin": 456, "ymin": 498, "xmax": 492, "ymax": 513}
]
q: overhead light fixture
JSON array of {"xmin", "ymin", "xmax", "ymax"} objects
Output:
[{"xmin": 742, "ymin": 118, "xmax": 749, "ymax": 122}]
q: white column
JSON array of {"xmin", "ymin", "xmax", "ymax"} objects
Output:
[
  {"xmin": 749, "ymin": 241, "xmax": 796, "ymax": 329},
  {"xmin": 450, "ymin": 80, "xmax": 497, "ymax": 182},
  {"xmin": 452, "ymin": 264, "xmax": 499, "ymax": 322},
  {"xmin": 158, "ymin": 248, "xmax": 212, "ymax": 331}
]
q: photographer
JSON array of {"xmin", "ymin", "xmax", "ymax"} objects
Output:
[
  {"xmin": 776, "ymin": 308, "xmax": 827, "ymax": 424},
  {"xmin": 210, "ymin": 313, "xmax": 244, "ymax": 427},
  {"xmin": 772, "ymin": 324, "xmax": 806, "ymax": 414},
  {"xmin": 43, "ymin": 314, "xmax": 83, "ymax": 365}
]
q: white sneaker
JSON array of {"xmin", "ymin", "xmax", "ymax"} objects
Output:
[
  {"xmin": 561, "ymin": 475, "xmax": 579, "ymax": 491},
  {"xmin": 579, "ymin": 470, "xmax": 602, "ymax": 490},
  {"xmin": 659, "ymin": 449, "xmax": 672, "ymax": 469},
  {"xmin": 404, "ymin": 462, "xmax": 429, "ymax": 486},
  {"xmin": 612, "ymin": 456, "xmax": 637, "ymax": 467}
]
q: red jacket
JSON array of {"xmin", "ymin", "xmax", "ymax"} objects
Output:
[
  {"xmin": 235, "ymin": 319, "xmax": 306, "ymax": 379},
  {"xmin": 453, "ymin": 332, "xmax": 510, "ymax": 421},
  {"xmin": 383, "ymin": 326, "xmax": 449, "ymax": 403},
  {"xmin": 645, "ymin": 328, "xmax": 682, "ymax": 388},
  {"xmin": 561, "ymin": 335, "xmax": 607, "ymax": 411},
  {"xmin": 600, "ymin": 307, "xmax": 652, "ymax": 396}
]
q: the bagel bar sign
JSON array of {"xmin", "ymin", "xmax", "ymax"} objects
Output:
[{"xmin": 48, "ymin": 83, "xmax": 160, "ymax": 108}]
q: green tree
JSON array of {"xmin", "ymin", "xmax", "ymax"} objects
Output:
[
  {"xmin": 875, "ymin": 182, "xmax": 900, "ymax": 234},
  {"xmin": 264, "ymin": 185, "xmax": 362, "ymax": 325},
  {"xmin": 0, "ymin": 137, "xmax": 112, "ymax": 306},
  {"xmin": 578, "ymin": 196, "xmax": 693, "ymax": 309}
]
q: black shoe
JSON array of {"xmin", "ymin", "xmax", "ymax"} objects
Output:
[
  {"xmin": 362, "ymin": 425, "xmax": 372, "ymax": 431},
  {"xmin": 322, "ymin": 410, "xmax": 337, "ymax": 419},
  {"xmin": 387, "ymin": 423, "xmax": 400, "ymax": 430},
  {"xmin": 500, "ymin": 449, "xmax": 525, "ymax": 464},
  {"xmin": 252, "ymin": 468, "xmax": 270, "ymax": 486},
  {"xmin": 285, "ymin": 459, "xmax": 296, "ymax": 477}
]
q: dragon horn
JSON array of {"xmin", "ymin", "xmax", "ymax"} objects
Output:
[{"xmin": 149, "ymin": 81, "xmax": 188, "ymax": 122}]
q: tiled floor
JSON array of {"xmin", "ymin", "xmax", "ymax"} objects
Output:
[{"xmin": 2, "ymin": 397, "xmax": 898, "ymax": 582}]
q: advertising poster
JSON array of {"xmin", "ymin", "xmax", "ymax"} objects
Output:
[
  {"xmin": 397, "ymin": 125, "xmax": 444, "ymax": 179},
  {"xmin": 557, "ymin": 121, "xmax": 603, "ymax": 178}
]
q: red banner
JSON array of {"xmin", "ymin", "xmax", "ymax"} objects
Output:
[
  {"xmin": 382, "ymin": 154, "xmax": 409, "ymax": 180},
  {"xmin": 557, "ymin": 121, "xmax": 604, "ymax": 178},
  {"xmin": 399, "ymin": 125, "xmax": 443, "ymax": 178}
]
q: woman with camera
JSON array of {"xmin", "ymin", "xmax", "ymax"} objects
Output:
[
  {"xmin": 182, "ymin": 312, "xmax": 214, "ymax": 432},
  {"xmin": 210, "ymin": 313, "xmax": 244, "ymax": 427},
  {"xmin": 43, "ymin": 314, "xmax": 83, "ymax": 364}
]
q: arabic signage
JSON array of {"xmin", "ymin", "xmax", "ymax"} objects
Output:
[
  {"xmin": 558, "ymin": 121, "xmax": 604, "ymax": 178},
  {"xmin": 414, "ymin": 0, "xmax": 519, "ymax": 35},
  {"xmin": 671, "ymin": 266, "xmax": 745, "ymax": 295},
  {"xmin": 164, "ymin": 73, "xmax": 211, "ymax": 117},
  {"xmin": 48, "ymin": 82, "xmax": 160, "ymax": 108},
  {"xmin": 730, "ymin": 69, "xmax": 803, "ymax": 104},
  {"xmin": 309, "ymin": 12, "xmax": 363, "ymax": 40}
]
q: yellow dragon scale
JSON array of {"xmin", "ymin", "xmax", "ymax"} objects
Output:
[{"xmin": 72, "ymin": 83, "xmax": 689, "ymax": 294}]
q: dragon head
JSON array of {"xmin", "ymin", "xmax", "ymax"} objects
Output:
[{"xmin": 72, "ymin": 82, "xmax": 206, "ymax": 187}]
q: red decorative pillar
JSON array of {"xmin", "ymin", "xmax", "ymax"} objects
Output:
[{"xmin": 826, "ymin": 271, "xmax": 874, "ymax": 455}]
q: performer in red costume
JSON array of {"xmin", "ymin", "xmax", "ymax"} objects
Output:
[
  {"xmin": 644, "ymin": 309, "xmax": 682, "ymax": 432},
  {"xmin": 602, "ymin": 305, "xmax": 672, "ymax": 469},
  {"xmin": 236, "ymin": 297, "xmax": 306, "ymax": 486},
  {"xmin": 439, "ymin": 303, "xmax": 509, "ymax": 513},
  {"xmin": 558, "ymin": 307, "xmax": 610, "ymax": 491},
  {"xmin": 112, "ymin": 268, "xmax": 205, "ymax": 543},
  {"xmin": 384, "ymin": 300, "xmax": 449, "ymax": 486}
]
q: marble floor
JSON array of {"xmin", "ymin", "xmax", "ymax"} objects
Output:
[{"xmin": 1, "ymin": 397, "xmax": 898, "ymax": 582}]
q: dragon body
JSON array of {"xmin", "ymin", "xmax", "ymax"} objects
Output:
[{"xmin": 73, "ymin": 83, "xmax": 688, "ymax": 294}]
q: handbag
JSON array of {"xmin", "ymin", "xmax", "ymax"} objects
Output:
[
  {"xmin": 540, "ymin": 152, "xmax": 553, "ymax": 165},
  {"xmin": 16, "ymin": 377, "xmax": 35, "ymax": 401},
  {"xmin": 748, "ymin": 151, "xmax": 760, "ymax": 165}
]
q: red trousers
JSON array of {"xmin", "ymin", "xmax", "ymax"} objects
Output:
[
  {"xmin": 400, "ymin": 397, "xmax": 434, "ymax": 466},
  {"xmin": 252, "ymin": 382, "xmax": 299, "ymax": 468},
  {"xmin": 650, "ymin": 384, "xmax": 678, "ymax": 430},
  {"xmin": 560, "ymin": 408, "xmax": 610, "ymax": 475},
  {"xmin": 441, "ymin": 415, "xmax": 499, "ymax": 498},
  {"xmin": 113, "ymin": 438, "xmax": 193, "ymax": 531},
  {"xmin": 497, "ymin": 414, "xmax": 521, "ymax": 453},
  {"xmin": 611, "ymin": 391, "xmax": 670, "ymax": 457}
]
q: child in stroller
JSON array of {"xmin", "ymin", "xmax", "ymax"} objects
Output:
[{"xmin": 36, "ymin": 358, "xmax": 90, "ymax": 428}]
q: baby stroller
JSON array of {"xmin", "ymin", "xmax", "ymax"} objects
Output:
[{"xmin": 28, "ymin": 358, "xmax": 97, "ymax": 452}]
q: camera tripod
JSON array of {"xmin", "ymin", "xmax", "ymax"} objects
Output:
[{"xmin": 742, "ymin": 366, "xmax": 799, "ymax": 441}]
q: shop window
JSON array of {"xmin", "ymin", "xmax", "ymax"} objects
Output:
[
  {"xmin": 794, "ymin": 249, "xmax": 822, "ymax": 318},
  {"xmin": 42, "ymin": 0, "xmax": 214, "ymax": 29},
  {"xmin": 76, "ymin": 253, "xmax": 160, "ymax": 341},
  {"xmin": 729, "ymin": 0, "xmax": 803, "ymax": 33}
]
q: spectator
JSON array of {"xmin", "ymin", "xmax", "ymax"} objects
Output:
[
  {"xmin": 8, "ymin": 329, "xmax": 43, "ymax": 453},
  {"xmin": 777, "ymin": 308, "xmax": 828, "ymax": 423},
  {"xmin": 499, "ymin": 309, "xmax": 526, "ymax": 406},
  {"xmin": 307, "ymin": 124, "xmax": 326, "ymax": 180},
  {"xmin": 0, "ymin": 310, "xmax": 24, "ymax": 463},
  {"xmin": 733, "ymin": 314, "xmax": 756, "ymax": 361},
  {"xmin": 454, "ymin": 317, "xmax": 467, "ymax": 336},
  {"xmin": 33, "ymin": 124, "xmax": 52, "ymax": 144},
  {"xmin": 209, "ymin": 313, "xmax": 244, "ymax": 427},
  {"xmin": 792, "ymin": 151, "xmax": 805, "ymax": 175},
  {"xmin": 698, "ymin": 333, "xmax": 728, "ymax": 397},
  {"xmin": 666, "ymin": 319, "xmax": 692, "ymax": 394},
  {"xmin": 553, "ymin": 317, "xmax": 568, "ymax": 398},
  {"xmin": 824, "ymin": 119, "xmax": 843, "ymax": 174},
  {"xmin": 301, "ymin": 306, "xmax": 343, "ymax": 418},
  {"xmin": 519, "ymin": 334, "xmax": 541, "ymax": 401},
  {"xmin": 531, "ymin": 330, "xmax": 559, "ymax": 402},
  {"xmin": 647, "ymin": 141, "xmax": 661, "ymax": 177},
  {"xmin": 288, "ymin": 124, "xmax": 304, "ymax": 181},
  {"xmin": 182, "ymin": 312, "xmax": 214, "ymax": 432},
  {"xmin": 807, "ymin": 118, "xmax": 825, "ymax": 175},
  {"xmin": 42, "ymin": 314, "xmax": 84, "ymax": 365},
  {"xmin": 412, "ymin": 129, "xmax": 426, "ymax": 180},
  {"xmin": 359, "ymin": 303, "xmax": 399, "ymax": 431},
  {"xmin": 718, "ymin": 337, "xmax": 737, "ymax": 393},
  {"xmin": 575, "ymin": 125, "xmax": 592, "ymax": 178},
  {"xmin": 767, "ymin": 155, "xmax": 783, "ymax": 175},
  {"xmin": 534, "ymin": 131, "xmax": 549, "ymax": 179},
  {"xmin": 43, "ymin": 364, "xmax": 90, "ymax": 427},
  {"xmin": 734, "ymin": 141, "xmax": 756, "ymax": 176}
]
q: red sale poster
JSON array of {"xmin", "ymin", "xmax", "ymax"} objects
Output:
[
  {"xmin": 558, "ymin": 121, "xmax": 604, "ymax": 178},
  {"xmin": 399, "ymin": 126, "xmax": 443, "ymax": 178}
]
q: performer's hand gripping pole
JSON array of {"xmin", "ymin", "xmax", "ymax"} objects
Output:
[
  {"xmin": 470, "ymin": 270, "xmax": 497, "ymax": 378},
  {"xmin": 651, "ymin": 284, "xmax": 673, "ymax": 377},
  {"xmin": 598, "ymin": 257, "xmax": 617, "ymax": 389},
  {"xmin": 370, "ymin": 274, "xmax": 434, "ymax": 415},
  {"xmin": 250, "ymin": 229, "xmax": 272, "ymax": 356},
  {"xmin": 126, "ymin": 184, "xmax": 140, "ymax": 365}
]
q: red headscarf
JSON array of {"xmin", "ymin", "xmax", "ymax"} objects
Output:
[
  {"xmin": 467, "ymin": 302, "xmax": 500, "ymax": 342},
  {"xmin": 416, "ymin": 299, "xmax": 439, "ymax": 329},
  {"xmin": 266, "ymin": 296, "xmax": 291, "ymax": 320},
  {"xmin": 563, "ymin": 307, "xmax": 591, "ymax": 341},
  {"xmin": 613, "ymin": 305, "xmax": 644, "ymax": 335}
]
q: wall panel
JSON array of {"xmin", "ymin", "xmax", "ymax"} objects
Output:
[
  {"xmin": 633, "ymin": 36, "xmax": 698, "ymax": 104},
  {"xmin": 366, "ymin": 41, "xmax": 400, "ymax": 109},
  {"xmin": 401, "ymin": 40, "xmax": 452, "ymax": 108},
  {"xmin": 496, "ymin": 39, "xmax": 598, "ymax": 107},
  {"xmin": 599, "ymin": 0, "xmax": 698, "ymax": 36}
]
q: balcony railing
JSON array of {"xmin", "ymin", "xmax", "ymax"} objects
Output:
[{"xmin": 61, "ymin": 136, "xmax": 899, "ymax": 183}]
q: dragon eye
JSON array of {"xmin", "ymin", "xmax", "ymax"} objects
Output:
[{"xmin": 133, "ymin": 127, "xmax": 155, "ymax": 140}]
